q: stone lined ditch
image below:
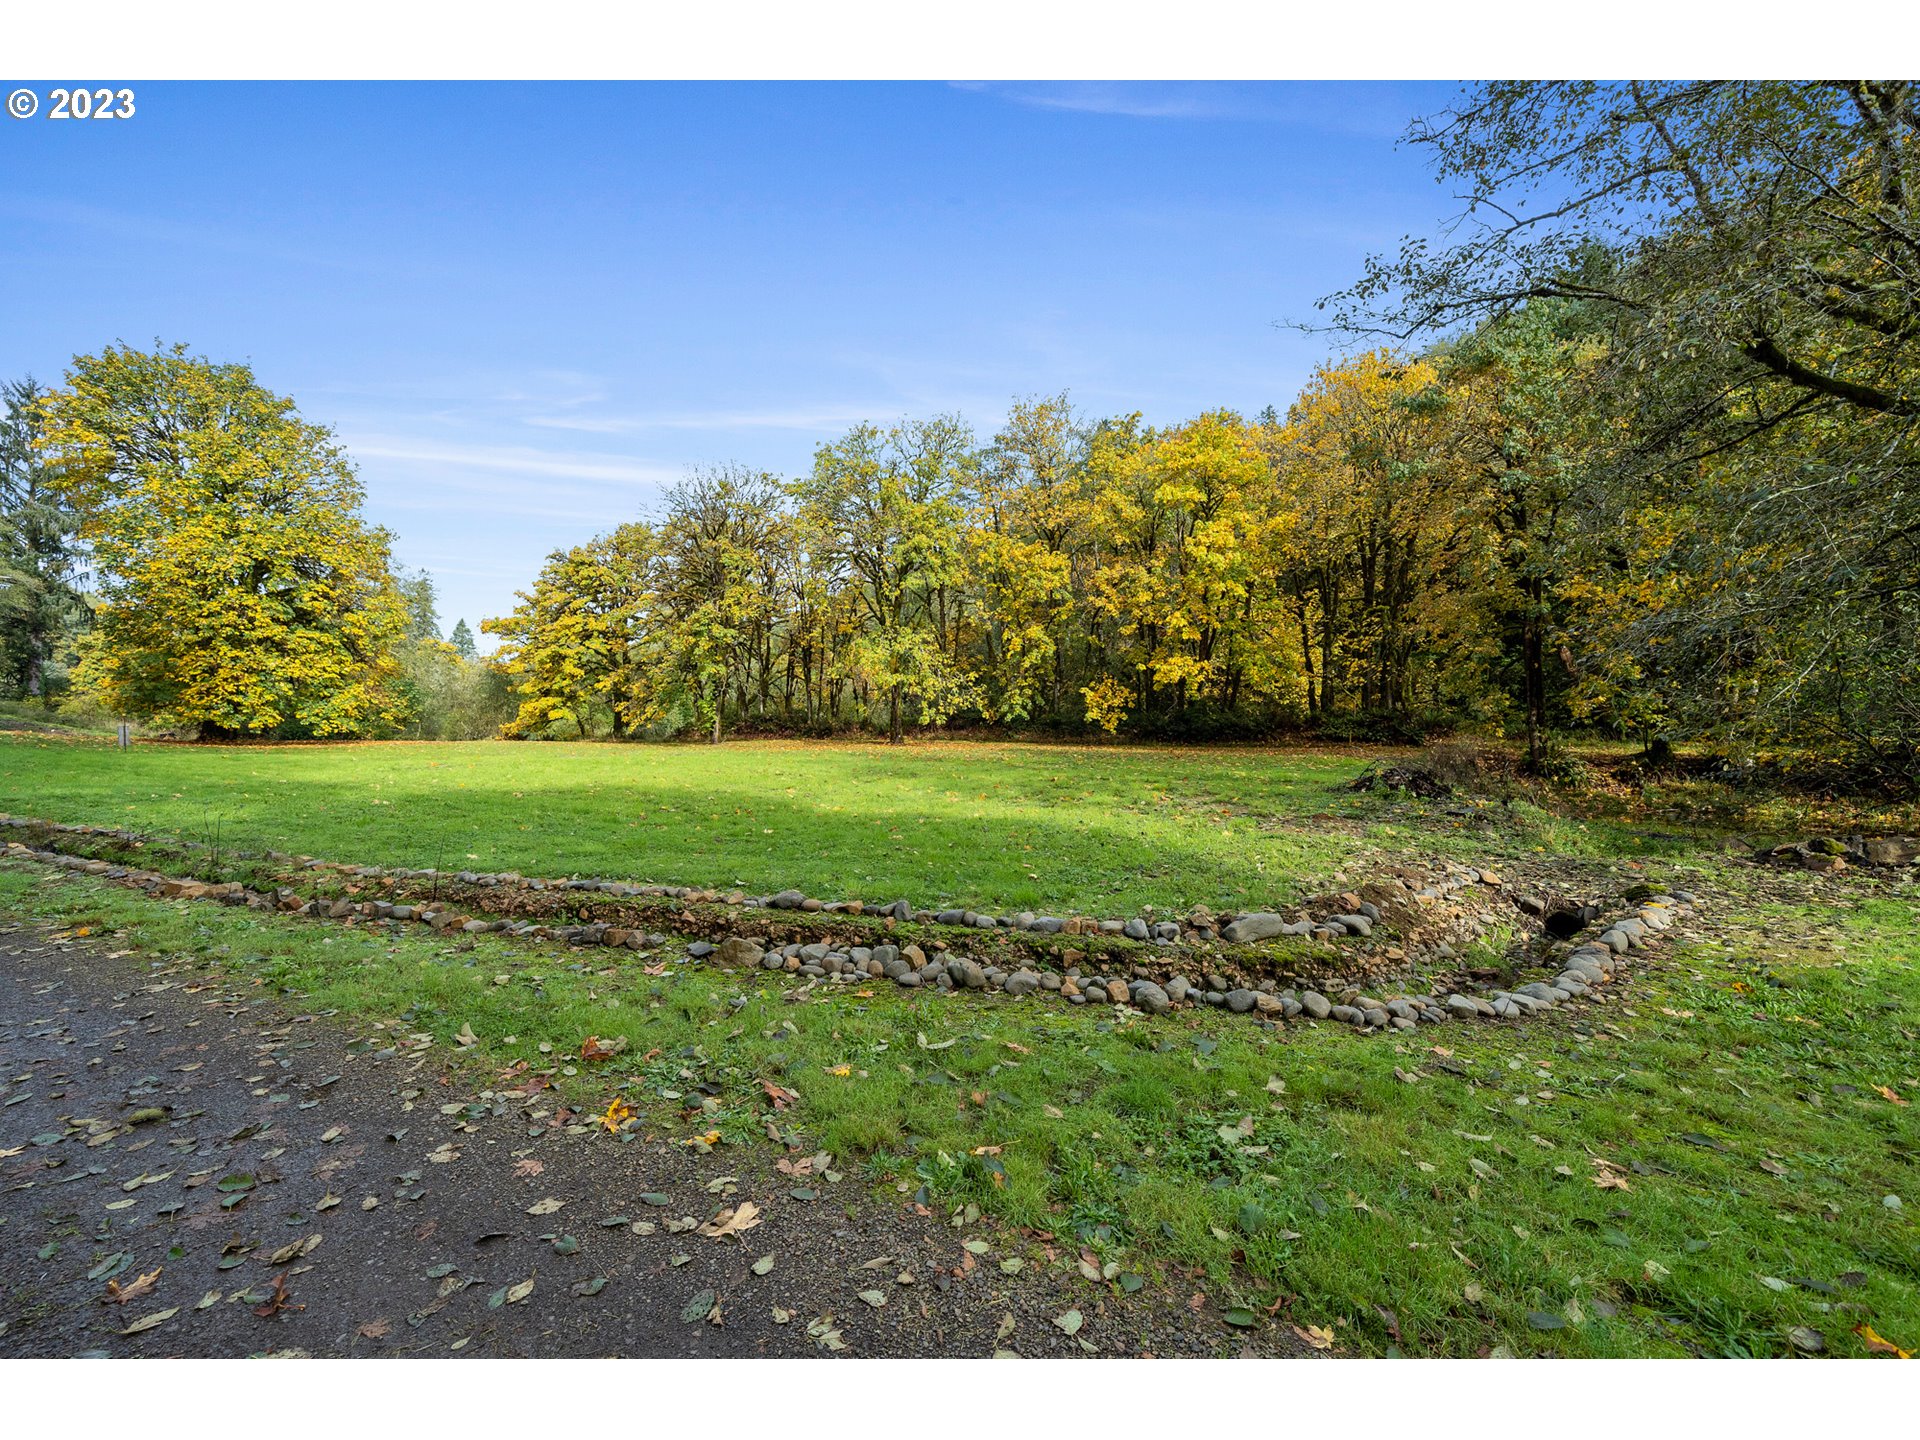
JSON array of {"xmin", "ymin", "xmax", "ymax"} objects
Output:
[{"xmin": 3, "ymin": 812, "xmax": 1699, "ymax": 1038}]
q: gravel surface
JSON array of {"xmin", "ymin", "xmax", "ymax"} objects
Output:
[{"xmin": 0, "ymin": 918, "xmax": 1295, "ymax": 1359}]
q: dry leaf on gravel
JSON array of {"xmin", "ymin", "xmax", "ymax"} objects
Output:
[
  {"xmin": 103, "ymin": 1268, "xmax": 161, "ymax": 1305},
  {"xmin": 697, "ymin": 1201, "xmax": 762, "ymax": 1239},
  {"xmin": 119, "ymin": 1306, "xmax": 179, "ymax": 1335}
]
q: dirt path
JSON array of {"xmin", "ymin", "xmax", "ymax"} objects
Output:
[{"xmin": 0, "ymin": 918, "xmax": 1275, "ymax": 1358}]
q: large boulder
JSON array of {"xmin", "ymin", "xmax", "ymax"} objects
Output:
[
  {"xmin": 1221, "ymin": 913, "xmax": 1307, "ymax": 943},
  {"xmin": 1130, "ymin": 981, "xmax": 1171, "ymax": 1015},
  {"xmin": 714, "ymin": 936, "xmax": 765, "ymax": 968},
  {"xmin": 1862, "ymin": 837, "xmax": 1918, "ymax": 866}
]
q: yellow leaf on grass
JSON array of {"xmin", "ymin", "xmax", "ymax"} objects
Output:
[{"xmin": 1854, "ymin": 1323, "xmax": 1912, "ymax": 1358}]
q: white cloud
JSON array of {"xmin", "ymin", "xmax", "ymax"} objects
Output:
[
  {"xmin": 346, "ymin": 435, "xmax": 682, "ymax": 488},
  {"xmin": 519, "ymin": 404, "xmax": 885, "ymax": 435},
  {"xmin": 951, "ymin": 81, "xmax": 1246, "ymax": 121}
]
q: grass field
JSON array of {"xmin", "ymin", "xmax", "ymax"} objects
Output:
[
  {"xmin": 2, "ymin": 858, "xmax": 1915, "ymax": 1357},
  {"xmin": 0, "ymin": 734, "xmax": 1464, "ymax": 914},
  {"xmin": 3, "ymin": 732, "xmax": 1917, "ymax": 1355}
]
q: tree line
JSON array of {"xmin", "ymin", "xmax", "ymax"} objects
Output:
[{"xmin": 4, "ymin": 81, "xmax": 1915, "ymax": 788}]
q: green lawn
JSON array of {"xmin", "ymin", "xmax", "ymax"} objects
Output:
[
  {"xmin": 3, "ymin": 858, "xmax": 1915, "ymax": 1357},
  {"xmin": 0, "ymin": 735, "xmax": 1409, "ymax": 915}
]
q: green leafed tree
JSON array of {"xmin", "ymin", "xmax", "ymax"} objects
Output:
[
  {"xmin": 1323, "ymin": 81, "xmax": 1920, "ymax": 785},
  {"xmin": 796, "ymin": 418, "xmax": 980, "ymax": 741}
]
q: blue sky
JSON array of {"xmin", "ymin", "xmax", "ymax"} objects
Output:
[{"xmin": 3, "ymin": 80, "xmax": 1461, "ymax": 642}]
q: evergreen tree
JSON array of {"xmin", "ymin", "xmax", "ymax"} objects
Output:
[{"xmin": 0, "ymin": 377, "xmax": 87, "ymax": 699}]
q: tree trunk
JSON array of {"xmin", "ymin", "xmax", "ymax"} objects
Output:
[{"xmin": 1523, "ymin": 577, "xmax": 1545, "ymax": 772}]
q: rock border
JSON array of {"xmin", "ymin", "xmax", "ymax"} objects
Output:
[
  {"xmin": 4, "ymin": 820, "xmax": 1699, "ymax": 1039},
  {"xmin": 0, "ymin": 811, "xmax": 1514, "ymax": 961}
]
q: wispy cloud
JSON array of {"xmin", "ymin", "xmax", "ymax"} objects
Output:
[
  {"xmin": 346, "ymin": 435, "xmax": 682, "ymax": 489},
  {"xmin": 520, "ymin": 403, "xmax": 891, "ymax": 435},
  {"xmin": 951, "ymin": 81, "xmax": 1422, "ymax": 140},
  {"xmin": 951, "ymin": 82, "xmax": 1252, "ymax": 121}
]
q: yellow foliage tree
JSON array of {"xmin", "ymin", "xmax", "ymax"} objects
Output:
[{"xmin": 37, "ymin": 343, "xmax": 411, "ymax": 739}]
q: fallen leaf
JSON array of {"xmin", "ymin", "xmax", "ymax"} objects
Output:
[
  {"xmin": 103, "ymin": 1268, "xmax": 162, "ymax": 1305},
  {"xmin": 1854, "ymin": 1323, "xmax": 1911, "ymax": 1358},
  {"xmin": 698, "ymin": 1201, "xmax": 763, "ymax": 1240},
  {"xmin": 252, "ymin": 1273, "xmax": 300, "ymax": 1318},
  {"xmin": 119, "ymin": 1306, "xmax": 179, "ymax": 1336}
]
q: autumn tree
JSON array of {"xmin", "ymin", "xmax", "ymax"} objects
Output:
[
  {"xmin": 1085, "ymin": 411, "xmax": 1282, "ymax": 727},
  {"xmin": 483, "ymin": 522, "xmax": 657, "ymax": 738},
  {"xmin": 36, "ymin": 344, "xmax": 411, "ymax": 739},
  {"xmin": 1273, "ymin": 353, "xmax": 1496, "ymax": 728},
  {"xmin": 969, "ymin": 395, "xmax": 1089, "ymax": 722}
]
